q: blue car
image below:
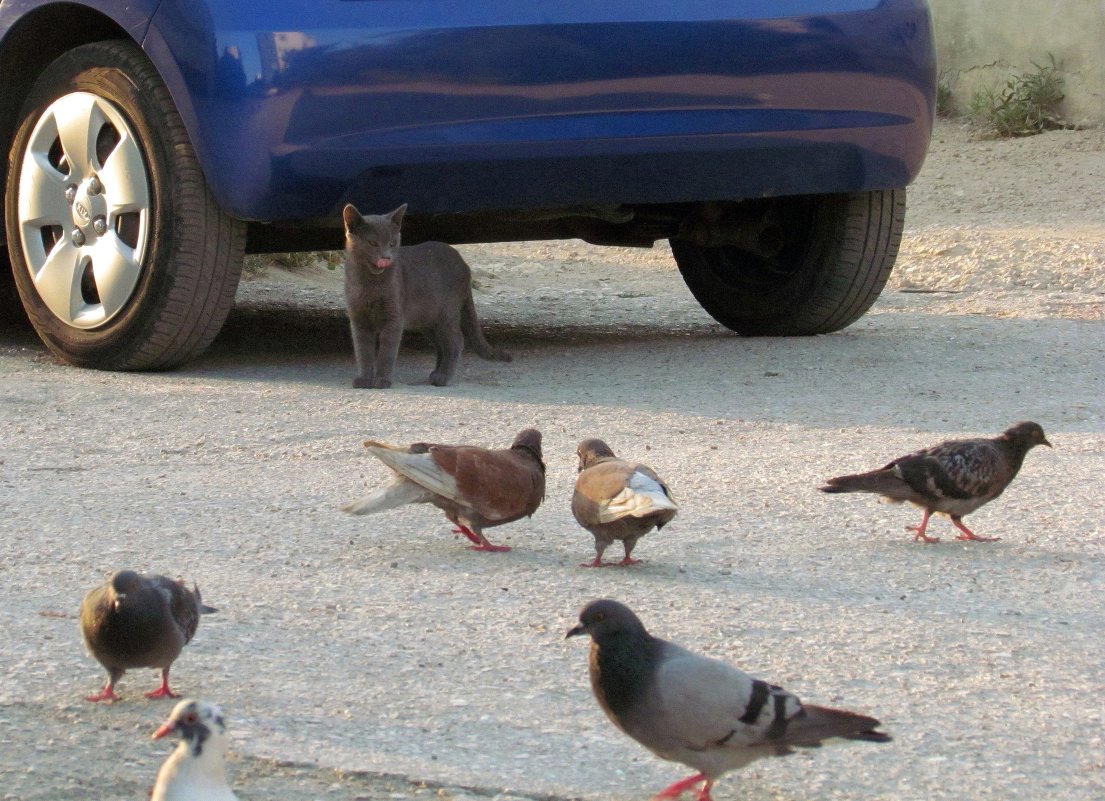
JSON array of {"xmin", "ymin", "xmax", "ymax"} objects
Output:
[{"xmin": 0, "ymin": 1, "xmax": 935, "ymax": 370}]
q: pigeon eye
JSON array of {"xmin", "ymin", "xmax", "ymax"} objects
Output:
[{"xmin": 184, "ymin": 712, "xmax": 199, "ymax": 724}]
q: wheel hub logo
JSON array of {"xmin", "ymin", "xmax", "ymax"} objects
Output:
[{"xmin": 75, "ymin": 201, "xmax": 91, "ymax": 222}]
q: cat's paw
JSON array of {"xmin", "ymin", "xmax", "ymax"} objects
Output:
[
  {"xmin": 429, "ymin": 372, "xmax": 452, "ymax": 387},
  {"xmin": 371, "ymin": 378, "xmax": 393, "ymax": 389},
  {"xmin": 352, "ymin": 376, "xmax": 374, "ymax": 389}
]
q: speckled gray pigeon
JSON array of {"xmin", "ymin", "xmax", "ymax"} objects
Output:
[
  {"xmin": 566, "ymin": 599, "xmax": 889, "ymax": 801},
  {"xmin": 151, "ymin": 699, "xmax": 238, "ymax": 801},
  {"xmin": 820, "ymin": 421, "xmax": 1051, "ymax": 543},
  {"xmin": 80, "ymin": 570, "xmax": 216, "ymax": 702},
  {"xmin": 572, "ymin": 438, "xmax": 678, "ymax": 567},
  {"xmin": 342, "ymin": 427, "xmax": 545, "ymax": 552}
]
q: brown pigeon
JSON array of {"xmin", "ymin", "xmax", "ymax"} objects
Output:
[
  {"xmin": 566, "ymin": 599, "xmax": 889, "ymax": 801},
  {"xmin": 342, "ymin": 427, "xmax": 545, "ymax": 552},
  {"xmin": 80, "ymin": 570, "xmax": 216, "ymax": 702},
  {"xmin": 572, "ymin": 438, "xmax": 678, "ymax": 567},
  {"xmin": 820, "ymin": 421, "xmax": 1051, "ymax": 543}
]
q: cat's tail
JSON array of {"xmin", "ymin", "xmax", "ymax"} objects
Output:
[{"xmin": 461, "ymin": 295, "xmax": 512, "ymax": 362}]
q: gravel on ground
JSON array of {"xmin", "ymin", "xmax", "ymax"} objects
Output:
[{"xmin": 0, "ymin": 120, "xmax": 1102, "ymax": 801}]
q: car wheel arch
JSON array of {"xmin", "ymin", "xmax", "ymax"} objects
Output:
[{"xmin": 1, "ymin": 5, "xmax": 143, "ymax": 257}]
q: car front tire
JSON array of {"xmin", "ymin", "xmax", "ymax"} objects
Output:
[
  {"xmin": 670, "ymin": 190, "xmax": 904, "ymax": 336},
  {"xmin": 3, "ymin": 40, "xmax": 245, "ymax": 370}
]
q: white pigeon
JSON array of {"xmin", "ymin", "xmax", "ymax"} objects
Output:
[{"xmin": 151, "ymin": 699, "xmax": 238, "ymax": 801}]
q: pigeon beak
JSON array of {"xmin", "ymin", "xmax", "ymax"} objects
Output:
[
  {"xmin": 151, "ymin": 720, "xmax": 176, "ymax": 740},
  {"xmin": 1042, "ymin": 437, "xmax": 1053, "ymax": 448},
  {"xmin": 565, "ymin": 623, "xmax": 586, "ymax": 639}
]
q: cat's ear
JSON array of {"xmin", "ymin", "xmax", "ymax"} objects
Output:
[
  {"xmin": 389, "ymin": 204, "xmax": 408, "ymax": 228},
  {"xmin": 342, "ymin": 203, "xmax": 364, "ymax": 232}
]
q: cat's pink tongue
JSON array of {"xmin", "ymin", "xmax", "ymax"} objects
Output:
[{"xmin": 375, "ymin": 258, "xmax": 392, "ymax": 269}]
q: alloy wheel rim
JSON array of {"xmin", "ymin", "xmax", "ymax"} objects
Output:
[{"xmin": 17, "ymin": 91, "xmax": 150, "ymax": 329}]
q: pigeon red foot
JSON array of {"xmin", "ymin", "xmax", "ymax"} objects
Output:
[
  {"xmin": 467, "ymin": 541, "xmax": 511, "ymax": 552},
  {"xmin": 907, "ymin": 510, "xmax": 940, "ymax": 543},
  {"xmin": 951, "ymin": 517, "xmax": 999, "ymax": 542},
  {"xmin": 144, "ymin": 670, "xmax": 180, "ymax": 699},
  {"xmin": 579, "ymin": 555, "xmax": 645, "ymax": 568},
  {"xmin": 454, "ymin": 524, "xmax": 511, "ymax": 552},
  {"xmin": 86, "ymin": 683, "xmax": 120, "ymax": 703},
  {"xmin": 652, "ymin": 774, "xmax": 713, "ymax": 801},
  {"xmin": 452, "ymin": 526, "xmax": 483, "ymax": 545}
]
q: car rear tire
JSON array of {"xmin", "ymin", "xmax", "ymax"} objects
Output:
[
  {"xmin": 670, "ymin": 190, "xmax": 904, "ymax": 336},
  {"xmin": 3, "ymin": 40, "xmax": 245, "ymax": 370}
]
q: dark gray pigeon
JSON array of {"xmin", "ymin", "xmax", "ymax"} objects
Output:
[
  {"xmin": 80, "ymin": 570, "xmax": 216, "ymax": 702},
  {"xmin": 820, "ymin": 421, "xmax": 1051, "ymax": 543},
  {"xmin": 566, "ymin": 599, "xmax": 889, "ymax": 801},
  {"xmin": 343, "ymin": 427, "xmax": 545, "ymax": 552},
  {"xmin": 572, "ymin": 438, "xmax": 678, "ymax": 567},
  {"xmin": 151, "ymin": 698, "xmax": 238, "ymax": 801}
]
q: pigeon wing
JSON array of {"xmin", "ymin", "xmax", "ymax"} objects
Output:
[
  {"xmin": 575, "ymin": 461, "xmax": 678, "ymax": 525},
  {"xmin": 895, "ymin": 438, "xmax": 1003, "ymax": 503},
  {"xmin": 602, "ymin": 465, "xmax": 678, "ymax": 522},
  {"xmin": 79, "ymin": 583, "xmax": 110, "ymax": 651},
  {"xmin": 436, "ymin": 446, "xmax": 543, "ymax": 522},
  {"xmin": 639, "ymin": 644, "xmax": 803, "ymax": 754},
  {"xmin": 149, "ymin": 576, "xmax": 201, "ymax": 645},
  {"xmin": 573, "ymin": 460, "xmax": 635, "ymax": 526}
]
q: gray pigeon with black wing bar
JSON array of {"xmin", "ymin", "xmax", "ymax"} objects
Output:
[{"xmin": 566, "ymin": 599, "xmax": 889, "ymax": 801}]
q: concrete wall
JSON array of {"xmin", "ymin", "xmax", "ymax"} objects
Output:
[{"xmin": 930, "ymin": 0, "xmax": 1105, "ymax": 125}]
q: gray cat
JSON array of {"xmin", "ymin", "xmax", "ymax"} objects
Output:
[{"xmin": 342, "ymin": 203, "xmax": 511, "ymax": 388}]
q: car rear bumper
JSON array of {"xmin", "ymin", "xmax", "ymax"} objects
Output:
[{"xmin": 144, "ymin": 0, "xmax": 935, "ymax": 222}]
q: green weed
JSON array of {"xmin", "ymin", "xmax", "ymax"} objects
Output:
[
  {"xmin": 970, "ymin": 55, "xmax": 1067, "ymax": 137},
  {"xmin": 936, "ymin": 69, "xmax": 958, "ymax": 118}
]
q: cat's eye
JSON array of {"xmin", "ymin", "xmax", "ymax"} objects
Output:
[{"xmin": 366, "ymin": 240, "xmax": 377, "ymax": 246}]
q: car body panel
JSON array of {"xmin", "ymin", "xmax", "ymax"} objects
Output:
[{"xmin": 2, "ymin": 0, "xmax": 935, "ymax": 225}]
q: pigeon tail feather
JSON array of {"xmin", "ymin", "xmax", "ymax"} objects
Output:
[
  {"xmin": 364, "ymin": 445, "xmax": 461, "ymax": 500},
  {"xmin": 342, "ymin": 478, "xmax": 433, "ymax": 515},
  {"xmin": 781, "ymin": 704, "xmax": 890, "ymax": 746},
  {"xmin": 362, "ymin": 439, "xmax": 404, "ymax": 451},
  {"xmin": 819, "ymin": 469, "xmax": 906, "ymax": 497}
]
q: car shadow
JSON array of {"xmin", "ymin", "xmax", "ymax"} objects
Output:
[
  {"xmin": 195, "ymin": 303, "xmax": 734, "ymax": 371},
  {"xmin": 183, "ymin": 299, "xmax": 1104, "ymax": 437}
]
